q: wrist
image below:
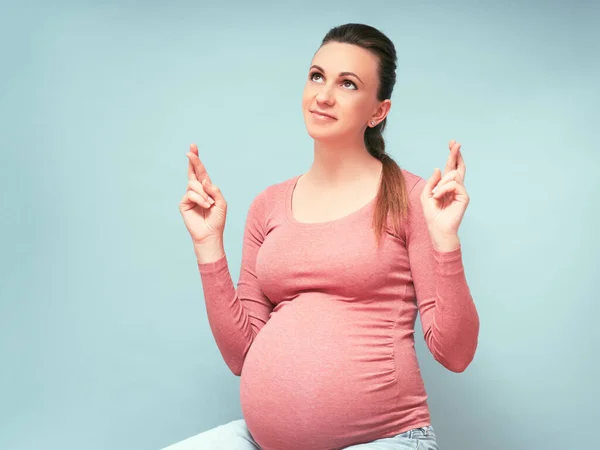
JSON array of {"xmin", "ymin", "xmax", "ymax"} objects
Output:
[
  {"xmin": 193, "ymin": 236, "xmax": 225, "ymax": 264},
  {"xmin": 429, "ymin": 231, "xmax": 461, "ymax": 252}
]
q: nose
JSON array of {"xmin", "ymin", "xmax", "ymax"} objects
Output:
[{"xmin": 315, "ymin": 84, "xmax": 335, "ymax": 106}]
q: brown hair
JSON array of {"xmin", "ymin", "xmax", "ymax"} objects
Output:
[{"xmin": 320, "ymin": 23, "xmax": 409, "ymax": 247}]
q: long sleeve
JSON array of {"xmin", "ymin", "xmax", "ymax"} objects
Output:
[
  {"xmin": 196, "ymin": 190, "xmax": 274, "ymax": 376},
  {"xmin": 406, "ymin": 177, "xmax": 480, "ymax": 373}
]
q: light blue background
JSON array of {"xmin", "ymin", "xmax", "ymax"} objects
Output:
[{"xmin": 1, "ymin": 1, "xmax": 598, "ymax": 449}]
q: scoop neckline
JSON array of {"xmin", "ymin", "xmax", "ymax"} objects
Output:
[{"xmin": 284, "ymin": 174, "xmax": 377, "ymax": 228}]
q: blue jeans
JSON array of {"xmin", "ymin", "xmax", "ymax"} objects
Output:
[{"xmin": 163, "ymin": 419, "xmax": 440, "ymax": 449}]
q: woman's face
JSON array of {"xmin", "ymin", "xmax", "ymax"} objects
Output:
[{"xmin": 301, "ymin": 42, "xmax": 389, "ymax": 142}]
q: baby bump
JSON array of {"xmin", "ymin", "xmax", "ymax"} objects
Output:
[{"xmin": 239, "ymin": 299, "xmax": 399, "ymax": 447}]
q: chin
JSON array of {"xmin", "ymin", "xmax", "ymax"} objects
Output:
[
  {"xmin": 304, "ymin": 118, "xmax": 340, "ymax": 142},
  {"xmin": 305, "ymin": 126, "xmax": 340, "ymax": 142}
]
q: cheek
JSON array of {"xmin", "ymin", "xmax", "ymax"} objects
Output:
[
  {"xmin": 341, "ymin": 98, "xmax": 369, "ymax": 124},
  {"xmin": 301, "ymin": 86, "xmax": 312, "ymax": 109}
]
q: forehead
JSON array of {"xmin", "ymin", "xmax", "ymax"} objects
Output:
[{"xmin": 311, "ymin": 42, "xmax": 379, "ymax": 81}]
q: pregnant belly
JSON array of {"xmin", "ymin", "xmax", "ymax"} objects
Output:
[{"xmin": 239, "ymin": 298, "xmax": 400, "ymax": 450}]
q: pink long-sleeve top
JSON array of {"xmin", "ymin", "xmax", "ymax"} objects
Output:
[{"xmin": 197, "ymin": 170, "xmax": 479, "ymax": 450}]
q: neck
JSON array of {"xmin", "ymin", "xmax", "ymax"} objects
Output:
[{"xmin": 305, "ymin": 138, "xmax": 383, "ymax": 188}]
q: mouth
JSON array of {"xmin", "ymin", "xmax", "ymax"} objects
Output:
[{"xmin": 310, "ymin": 110, "xmax": 337, "ymax": 120}]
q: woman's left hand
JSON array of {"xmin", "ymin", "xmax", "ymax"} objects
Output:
[{"xmin": 421, "ymin": 140, "xmax": 470, "ymax": 249}]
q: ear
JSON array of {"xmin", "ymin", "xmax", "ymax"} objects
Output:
[{"xmin": 370, "ymin": 99, "xmax": 392, "ymax": 124}]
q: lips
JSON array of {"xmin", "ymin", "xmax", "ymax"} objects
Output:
[{"xmin": 310, "ymin": 110, "xmax": 337, "ymax": 120}]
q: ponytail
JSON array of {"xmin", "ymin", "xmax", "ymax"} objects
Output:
[{"xmin": 365, "ymin": 122, "xmax": 409, "ymax": 247}]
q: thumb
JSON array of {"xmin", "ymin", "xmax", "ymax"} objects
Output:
[
  {"xmin": 202, "ymin": 178, "xmax": 225, "ymax": 204},
  {"xmin": 424, "ymin": 168, "xmax": 442, "ymax": 197}
]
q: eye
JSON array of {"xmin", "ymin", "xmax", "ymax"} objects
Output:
[
  {"xmin": 309, "ymin": 71, "xmax": 357, "ymax": 90},
  {"xmin": 310, "ymin": 71, "xmax": 324, "ymax": 82}
]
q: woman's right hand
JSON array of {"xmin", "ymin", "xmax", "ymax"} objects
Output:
[{"xmin": 179, "ymin": 143, "xmax": 227, "ymax": 245}]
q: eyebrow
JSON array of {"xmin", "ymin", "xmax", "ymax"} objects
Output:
[{"xmin": 309, "ymin": 64, "xmax": 364, "ymax": 85}]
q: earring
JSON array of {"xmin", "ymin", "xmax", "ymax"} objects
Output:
[{"xmin": 371, "ymin": 121, "xmax": 375, "ymax": 126}]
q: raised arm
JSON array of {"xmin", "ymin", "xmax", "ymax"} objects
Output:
[
  {"xmin": 180, "ymin": 144, "xmax": 273, "ymax": 376},
  {"xmin": 406, "ymin": 140, "xmax": 480, "ymax": 372}
]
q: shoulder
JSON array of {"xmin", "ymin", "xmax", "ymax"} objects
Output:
[
  {"xmin": 400, "ymin": 168, "xmax": 426, "ymax": 197},
  {"xmin": 381, "ymin": 168, "xmax": 426, "ymax": 241},
  {"xmin": 252, "ymin": 175, "xmax": 296, "ymax": 204},
  {"xmin": 246, "ymin": 174, "xmax": 297, "ymax": 218}
]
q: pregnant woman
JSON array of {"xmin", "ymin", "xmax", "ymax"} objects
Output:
[{"xmin": 169, "ymin": 22, "xmax": 480, "ymax": 450}]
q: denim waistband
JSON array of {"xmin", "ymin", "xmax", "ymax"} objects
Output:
[{"xmin": 408, "ymin": 425, "xmax": 435, "ymax": 439}]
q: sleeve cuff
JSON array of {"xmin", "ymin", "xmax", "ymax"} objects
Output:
[
  {"xmin": 433, "ymin": 245, "xmax": 465, "ymax": 276},
  {"xmin": 197, "ymin": 253, "xmax": 228, "ymax": 275}
]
